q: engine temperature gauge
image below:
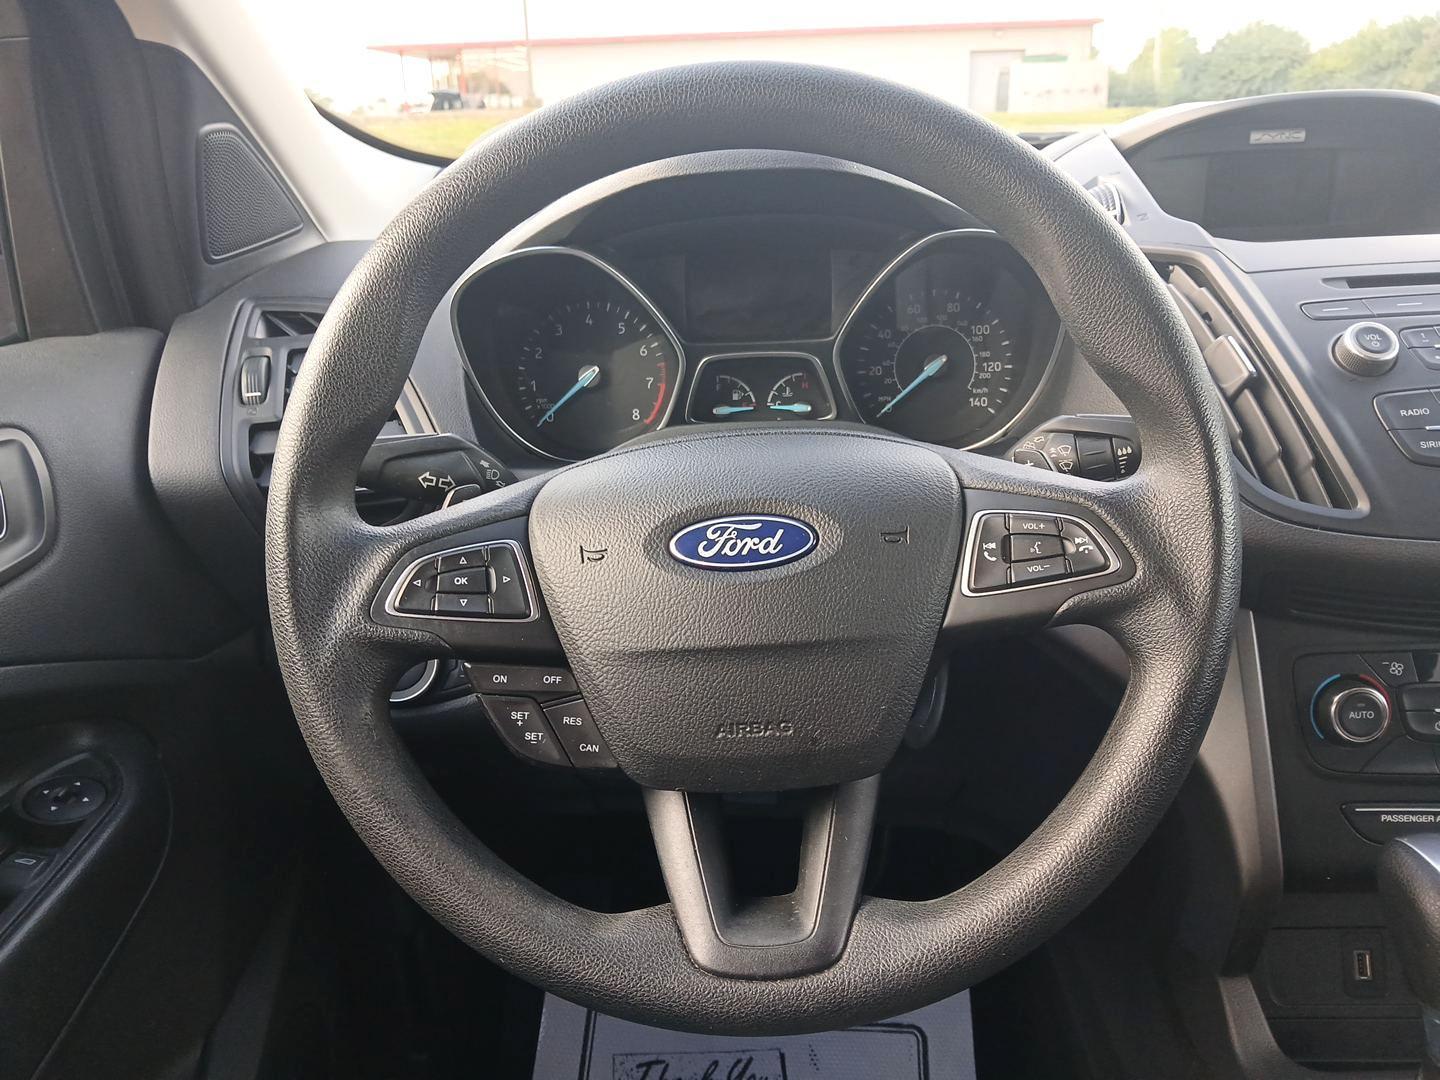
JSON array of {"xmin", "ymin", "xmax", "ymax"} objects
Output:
[{"xmin": 687, "ymin": 353, "xmax": 835, "ymax": 423}]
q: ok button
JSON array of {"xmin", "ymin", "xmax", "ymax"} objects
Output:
[{"xmin": 438, "ymin": 569, "xmax": 492, "ymax": 594}]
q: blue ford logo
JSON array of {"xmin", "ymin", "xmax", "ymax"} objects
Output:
[{"xmin": 668, "ymin": 514, "xmax": 817, "ymax": 571}]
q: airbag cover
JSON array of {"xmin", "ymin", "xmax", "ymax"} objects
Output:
[{"xmin": 528, "ymin": 427, "xmax": 963, "ymax": 791}]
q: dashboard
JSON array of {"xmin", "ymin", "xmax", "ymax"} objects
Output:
[
  {"xmin": 104, "ymin": 84, "xmax": 1440, "ymax": 1074},
  {"xmin": 454, "ymin": 222, "xmax": 1060, "ymax": 460}
]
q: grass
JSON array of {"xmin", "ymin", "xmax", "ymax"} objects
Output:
[
  {"xmin": 347, "ymin": 104, "xmax": 1150, "ymax": 160},
  {"xmin": 984, "ymin": 106, "xmax": 1150, "ymax": 132},
  {"xmin": 347, "ymin": 109, "xmax": 535, "ymax": 158}
]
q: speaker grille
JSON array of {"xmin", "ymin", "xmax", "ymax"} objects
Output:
[{"xmin": 197, "ymin": 125, "xmax": 303, "ymax": 261}]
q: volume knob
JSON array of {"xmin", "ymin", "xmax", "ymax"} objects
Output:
[{"xmin": 1332, "ymin": 322, "xmax": 1399, "ymax": 376}]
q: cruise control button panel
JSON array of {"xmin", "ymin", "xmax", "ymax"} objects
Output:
[
  {"xmin": 964, "ymin": 511, "xmax": 1116, "ymax": 594},
  {"xmin": 386, "ymin": 540, "xmax": 534, "ymax": 620},
  {"xmin": 472, "ymin": 664, "xmax": 619, "ymax": 771}
]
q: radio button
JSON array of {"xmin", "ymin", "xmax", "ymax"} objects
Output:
[{"xmin": 1375, "ymin": 390, "xmax": 1440, "ymax": 430}]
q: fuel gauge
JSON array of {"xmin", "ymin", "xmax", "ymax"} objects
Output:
[
  {"xmin": 691, "ymin": 373, "xmax": 758, "ymax": 420},
  {"xmin": 686, "ymin": 353, "xmax": 835, "ymax": 423}
]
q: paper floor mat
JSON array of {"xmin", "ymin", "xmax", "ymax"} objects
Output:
[{"xmin": 531, "ymin": 990, "xmax": 975, "ymax": 1079}]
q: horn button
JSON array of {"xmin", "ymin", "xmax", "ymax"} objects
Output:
[{"xmin": 528, "ymin": 430, "xmax": 964, "ymax": 791}]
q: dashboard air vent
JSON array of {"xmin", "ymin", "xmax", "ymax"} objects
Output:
[
  {"xmin": 1162, "ymin": 264, "xmax": 1349, "ymax": 509},
  {"xmin": 1281, "ymin": 581, "xmax": 1440, "ymax": 636},
  {"xmin": 240, "ymin": 305, "xmax": 406, "ymax": 521},
  {"xmin": 1088, "ymin": 181, "xmax": 1124, "ymax": 224},
  {"xmin": 254, "ymin": 308, "xmax": 322, "ymax": 338}
]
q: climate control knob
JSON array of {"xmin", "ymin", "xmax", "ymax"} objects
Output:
[
  {"xmin": 1316, "ymin": 678, "xmax": 1391, "ymax": 744},
  {"xmin": 1332, "ymin": 322, "xmax": 1399, "ymax": 376}
]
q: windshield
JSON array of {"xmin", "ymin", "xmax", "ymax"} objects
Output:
[{"xmin": 243, "ymin": 0, "xmax": 1440, "ymax": 160}]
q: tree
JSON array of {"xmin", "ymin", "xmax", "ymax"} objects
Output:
[
  {"xmin": 1293, "ymin": 17, "xmax": 1440, "ymax": 93},
  {"xmin": 1110, "ymin": 28, "xmax": 1201, "ymax": 106},
  {"xmin": 1187, "ymin": 22, "xmax": 1311, "ymax": 100}
]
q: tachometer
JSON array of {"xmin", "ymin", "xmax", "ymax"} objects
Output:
[
  {"xmin": 511, "ymin": 301, "xmax": 674, "ymax": 458},
  {"xmin": 454, "ymin": 247, "xmax": 686, "ymax": 461}
]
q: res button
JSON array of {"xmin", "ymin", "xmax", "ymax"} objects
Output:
[{"xmin": 543, "ymin": 699, "xmax": 618, "ymax": 769}]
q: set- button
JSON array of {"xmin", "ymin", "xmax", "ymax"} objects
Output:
[
  {"xmin": 1374, "ymin": 389, "xmax": 1440, "ymax": 467},
  {"xmin": 969, "ymin": 512, "xmax": 1112, "ymax": 592},
  {"xmin": 392, "ymin": 541, "xmax": 532, "ymax": 618}
]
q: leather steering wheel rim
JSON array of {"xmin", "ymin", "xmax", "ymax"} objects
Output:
[{"xmin": 266, "ymin": 62, "xmax": 1240, "ymax": 1034}]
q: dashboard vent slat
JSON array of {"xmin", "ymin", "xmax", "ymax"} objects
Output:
[
  {"xmin": 254, "ymin": 309, "xmax": 322, "ymax": 338},
  {"xmin": 1162, "ymin": 264, "xmax": 1348, "ymax": 510},
  {"xmin": 1283, "ymin": 582, "xmax": 1440, "ymax": 636},
  {"xmin": 1087, "ymin": 180, "xmax": 1125, "ymax": 224}
]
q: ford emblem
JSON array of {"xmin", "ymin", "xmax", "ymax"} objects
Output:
[{"xmin": 668, "ymin": 514, "xmax": 817, "ymax": 571}]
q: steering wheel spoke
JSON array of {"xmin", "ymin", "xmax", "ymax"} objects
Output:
[{"xmin": 645, "ymin": 776, "xmax": 880, "ymax": 979}]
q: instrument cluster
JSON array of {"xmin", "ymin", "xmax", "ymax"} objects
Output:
[{"xmin": 453, "ymin": 230, "xmax": 1060, "ymax": 461}]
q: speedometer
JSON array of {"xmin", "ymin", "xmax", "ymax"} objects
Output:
[
  {"xmin": 836, "ymin": 232, "xmax": 1053, "ymax": 448},
  {"xmin": 842, "ymin": 287, "xmax": 1016, "ymax": 443}
]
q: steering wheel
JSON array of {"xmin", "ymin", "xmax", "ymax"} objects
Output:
[{"xmin": 266, "ymin": 62, "xmax": 1239, "ymax": 1034}]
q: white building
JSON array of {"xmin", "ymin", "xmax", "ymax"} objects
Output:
[{"xmin": 375, "ymin": 19, "xmax": 1108, "ymax": 115}]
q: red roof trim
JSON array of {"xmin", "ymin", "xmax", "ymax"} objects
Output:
[{"xmin": 372, "ymin": 19, "xmax": 1100, "ymax": 57}]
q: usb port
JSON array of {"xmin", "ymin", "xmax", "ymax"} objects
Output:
[{"xmin": 1352, "ymin": 948, "xmax": 1375, "ymax": 983}]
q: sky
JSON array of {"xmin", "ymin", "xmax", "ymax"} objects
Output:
[{"xmin": 240, "ymin": 0, "xmax": 1440, "ymax": 108}]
